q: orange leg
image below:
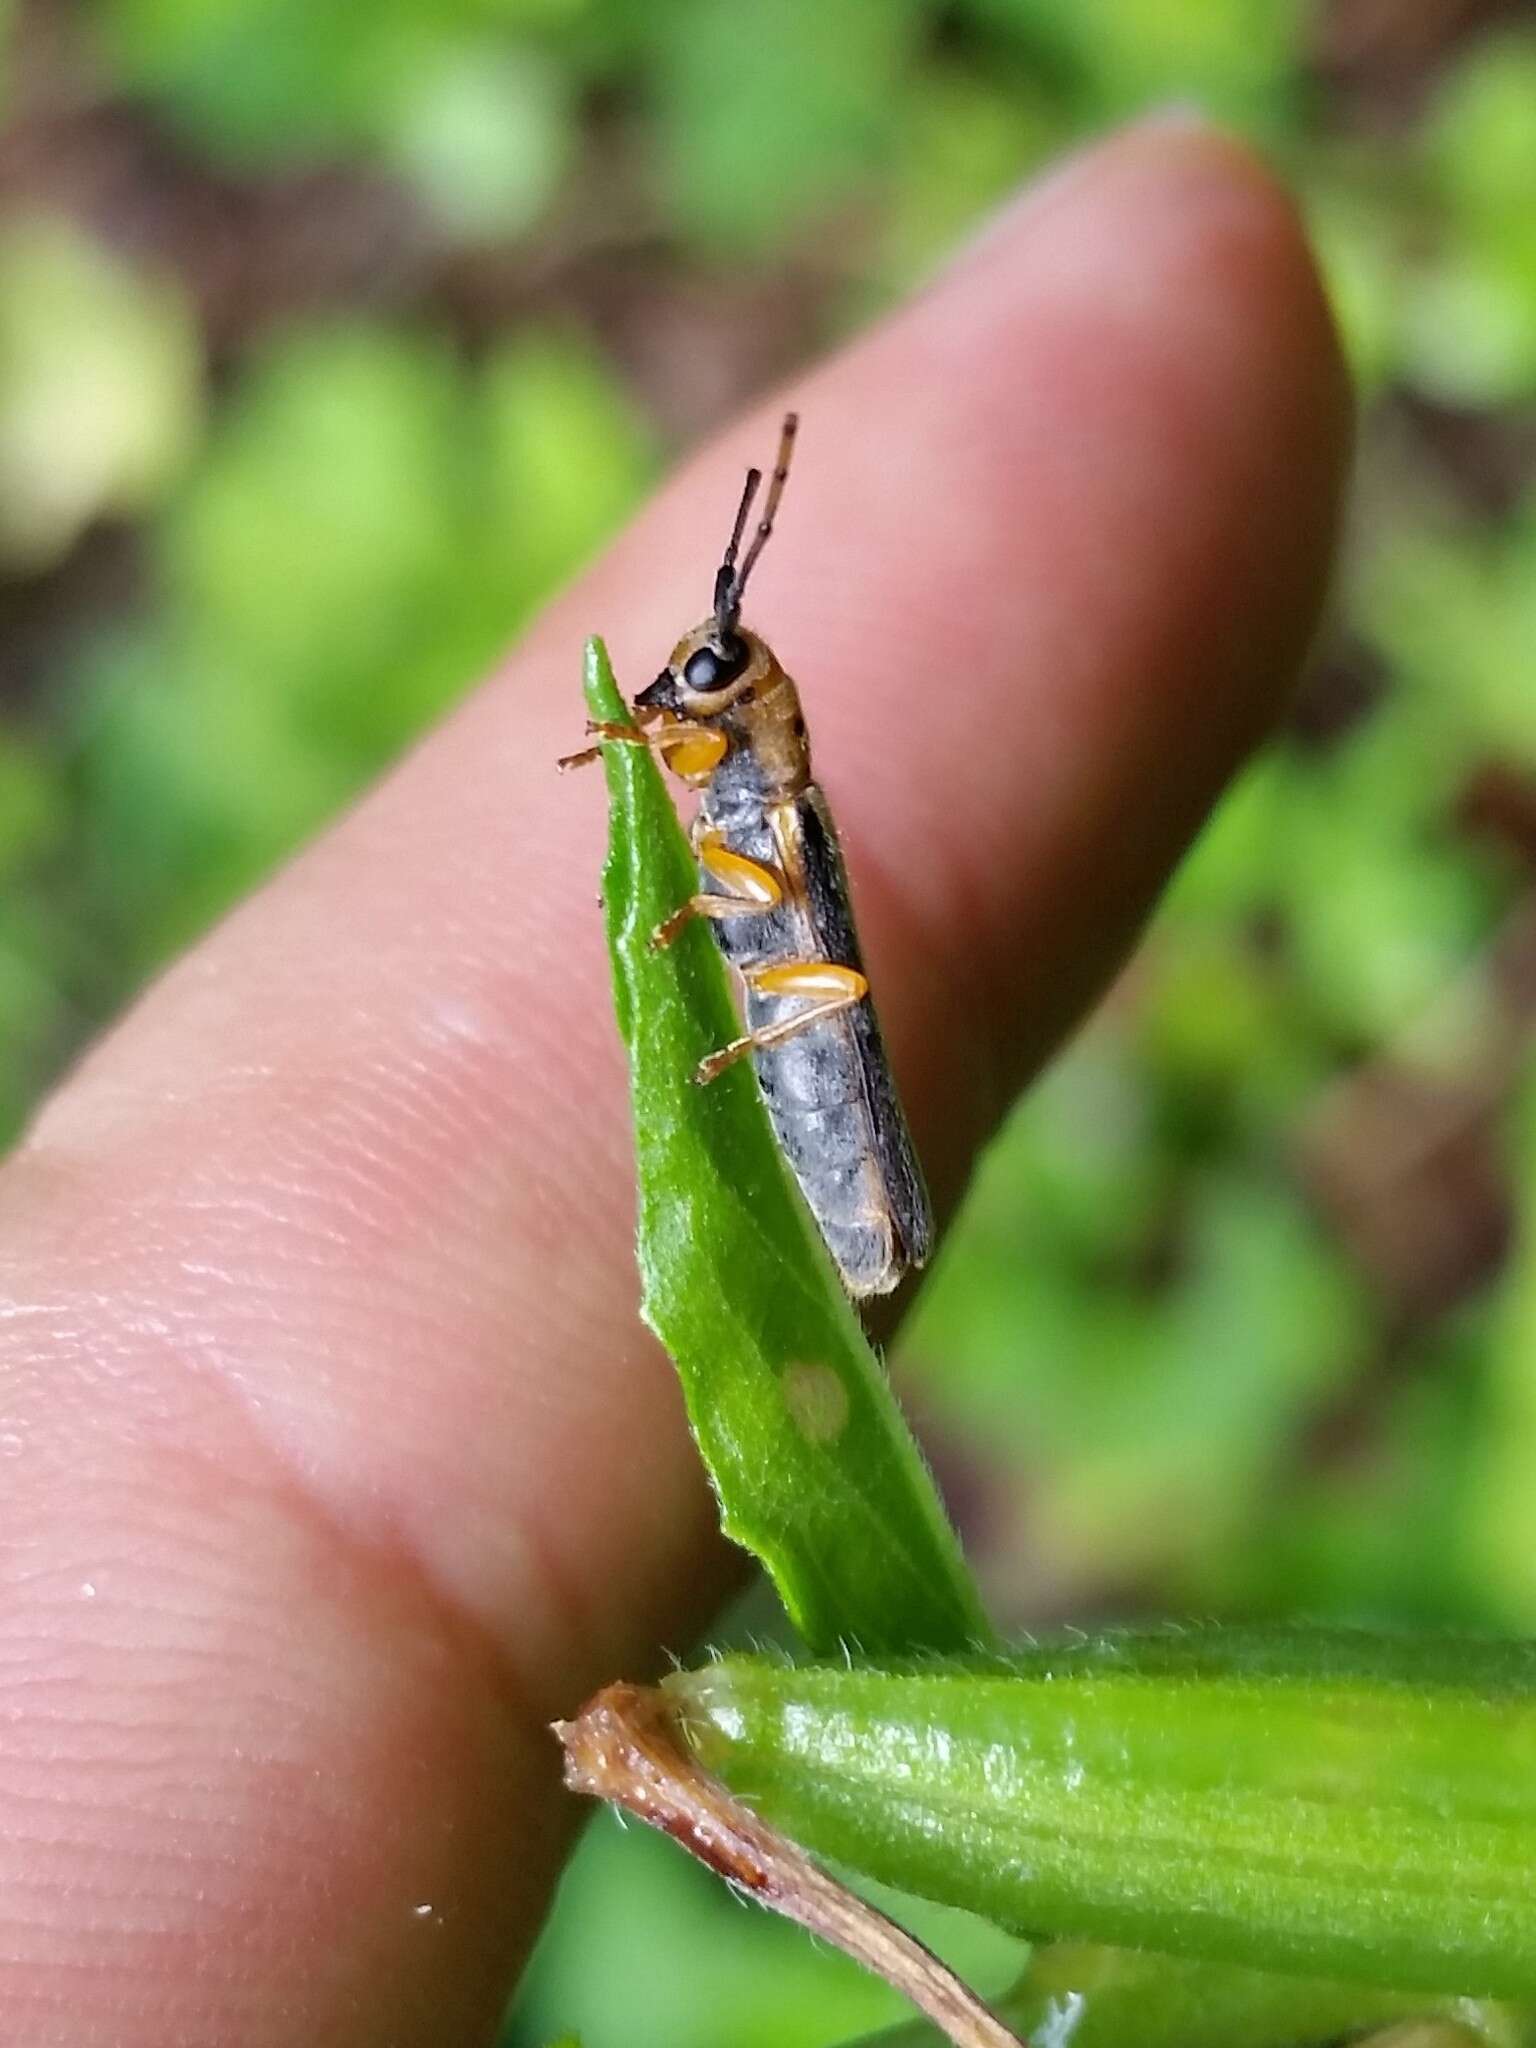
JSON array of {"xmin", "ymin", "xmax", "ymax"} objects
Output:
[
  {"xmin": 651, "ymin": 830, "xmax": 786, "ymax": 951},
  {"xmin": 694, "ymin": 961, "xmax": 869, "ymax": 1085},
  {"xmin": 556, "ymin": 718, "xmax": 649, "ymax": 771},
  {"xmin": 558, "ymin": 719, "xmax": 727, "ymax": 783}
]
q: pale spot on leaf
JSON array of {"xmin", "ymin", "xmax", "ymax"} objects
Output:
[{"xmin": 783, "ymin": 1361, "xmax": 850, "ymax": 1445}]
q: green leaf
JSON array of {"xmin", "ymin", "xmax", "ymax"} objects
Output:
[
  {"xmin": 961, "ymin": 0, "xmax": 1303, "ymax": 133},
  {"xmin": 1469, "ymin": 1071, "xmax": 1536, "ymax": 1630},
  {"xmin": 377, "ymin": 41, "xmax": 575, "ymax": 240},
  {"xmin": 0, "ymin": 217, "xmax": 201, "ymax": 570},
  {"xmin": 0, "ymin": 733, "xmax": 65, "ymax": 879},
  {"xmin": 873, "ymin": 66, "xmax": 1055, "ymax": 291},
  {"xmin": 651, "ymin": 0, "xmax": 923, "ymax": 254},
  {"xmin": 481, "ymin": 337, "xmax": 655, "ymax": 624},
  {"xmin": 584, "ymin": 637, "xmax": 991, "ymax": 1658},
  {"xmin": 668, "ymin": 1627, "xmax": 1536, "ymax": 1996}
]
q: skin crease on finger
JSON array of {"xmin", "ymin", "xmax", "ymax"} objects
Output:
[{"xmin": 0, "ymin": 119, "xmax": 1350, "ymax": 2047}]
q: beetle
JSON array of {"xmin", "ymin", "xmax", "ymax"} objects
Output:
[{"xmin": 562, "ymin": 414, "xmax": 931, "ymax": 1299}]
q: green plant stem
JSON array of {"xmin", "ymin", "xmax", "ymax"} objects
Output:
[{"xmin": 667, "ymin": 1628, "xmax": 1536, "ymax": 1997}]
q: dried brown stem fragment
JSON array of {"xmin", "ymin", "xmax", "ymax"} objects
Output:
[{"xmin": 554, "ymin": 1683, "xmax": 1025, "ymax": 2048}]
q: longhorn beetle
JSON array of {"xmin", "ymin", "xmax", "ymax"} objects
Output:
[{"xmin": 561, "ymin": 415, "xmax": 931, "ymax": 1299}]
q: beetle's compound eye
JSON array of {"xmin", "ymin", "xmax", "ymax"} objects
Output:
[{"xmin": 683, "ymin": 639, "xmax": 747, "ymax": 693}]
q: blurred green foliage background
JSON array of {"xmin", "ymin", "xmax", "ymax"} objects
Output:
[{"xmin": 0, "ymin": 1, "xmax": 1534, "ymax": 2042}]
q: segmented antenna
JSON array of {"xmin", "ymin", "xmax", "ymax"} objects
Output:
[
  {"xmin": 712, "ymin": 465, "xmax": 761, "ymax": 637},
  {"xmin": 713, "ymin": 412, "xmax": 799, "ymax": 642}
]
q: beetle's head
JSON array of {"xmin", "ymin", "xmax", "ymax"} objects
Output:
[
  {"xmin": 633, "ymin": 412, "xmax": 798, "ymax": 722},
  {"xmin": 634, "ymin": 623, "xmax": 761, "ymax": 719}
]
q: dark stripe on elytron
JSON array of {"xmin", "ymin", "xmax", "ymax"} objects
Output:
[{"xmin": 795, "ymin": 790, "xmax": 933, "ymax": 1268}]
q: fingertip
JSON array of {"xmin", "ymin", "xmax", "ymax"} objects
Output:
[
  {"xmin": 947, "ymin": 107, "xmax": 1352, "ymax": 745},
  {"xmin": 1005, "ymin": 107, "xmax": 1353, "ymax": 542},
  {"xmin": 740, "ymin": 114, "xmax": 1354, "ymax": 1166}
]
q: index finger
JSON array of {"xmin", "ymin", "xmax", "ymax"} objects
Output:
[{"xmin": 0, "ymin": 117, "xmax": 1349, "ymax": 2047}]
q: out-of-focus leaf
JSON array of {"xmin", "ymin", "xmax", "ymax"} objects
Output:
[
  {"xmin": 873, "ymin": 66, "xmax": 1054, "ymax": 290},
  {"xmin": 379, "ymin": 42, "xmax": 575, "ymax": 238},
  {"xmin": 1405, "ymin": 254, "xmax": 1536, "ymax": 408},
  {"xmin": 0, "ymin": 218, "xmax": 201, "ymax": 569},
  {"xmin": 1409, "ymin": 33, "xmax": 1536, "ymax": 404},
  {"xmin": 0, "ymin": 902, "xmax": 72, "ymax": 1149},
  {"xmin": 88, "ymin": 0, "xmax": 404, "ymax": 160},
  {"xmin": 1468, "ymin": 1069, "xmax": 1536, "ymax": 1628},
  {"xmin": 653, "ymin": 0, "xmax": 923, "ymax": 254},
  {"xmin": 1218, "ymin": 1324, "xmax": 1498, "ymax": 1628},
  {"xmin": 585, "ymin": 637, "xmax": 991, "ymax": 1657},
  {"xmin": 71, "ymin": 629, "xmax": 347, "ymax": 978},
  {"xmin": 89, "ymin": 0, "xmax": 585, "ymax": 193},
  {"xmin": 1425, "ymin": 33, "xmax": 1536, "ymax": 242},
  {"xmin": 1031, "ymin": 1175, "xmax": 1361, "ymax": 1591},
  {"xmin": 70, "ymin": 319, "xmax": 652, "ymax": 982},
  {"xmin": 164, "ymin": 323, "xmax": 464, "ymax": 699},
  {"xmin": 0, "ymin": 735, "xmax": 64, "ymax": 878},
  {"xmin": 1276, "ymin": 710, "xmax": 1497, "ymax": 1046},
  {"xmin": 907, "ymin": 1044, "xmax": 1362, "ymax": 1603},
  {"xmin": 479, "ymin": 333, "xmax": 655, "ymax": 620},
  {"xmin": 87, "ymin": 0, "xmax": 495, "ymax": 164},
  {"xmin": 958, "ymin": 0, "xmax": 1302, "ymax": 131},
  {"xmin": 1305, "ymin": 177, "xmax": 1408, "ymax": 393},
  {"xmin": 1358, "ymin": 523, "xmax": 1536, "ymax": 776}
]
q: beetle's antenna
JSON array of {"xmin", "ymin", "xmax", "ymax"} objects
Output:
[
  {"xmin": 713, "ymin": 465, "xmax": 761, "ymax": 642},
  {"xmin": 736, "ymin": 413, "xmax": 798, "ymax": 597},
  {"xmin": 713, "ymin": 412, "xmax": 798, "ymax": 641}
]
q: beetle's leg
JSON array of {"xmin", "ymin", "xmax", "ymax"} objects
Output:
[
  {"xmin": 694, "ymin": 962, "xmax": 868, "ymax": 1084},
  {"xmin": 557, "ymin": 718, "xmax": 651, "ymax": 771},
  {"xmin": 655, "ymin": 726, "xmax": 728, "ymax": 786},
  {"xmin": 558, "ymin": 720, "xmax": 725, "ymax": 783},
  {"xmin": 651, "ymin": 828, "xmax": 786, "ymax": 950}
]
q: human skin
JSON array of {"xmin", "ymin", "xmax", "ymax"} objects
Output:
[{"xmin": 0, "ymin": 117, "xmax": 1351, "ymax": 2046}]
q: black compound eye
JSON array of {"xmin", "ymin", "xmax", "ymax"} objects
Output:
[{"xmin": 683, "ymin": 639, "xmax": 747, "ymax": 693}]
